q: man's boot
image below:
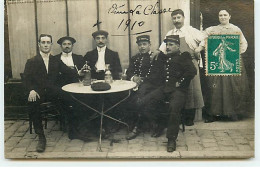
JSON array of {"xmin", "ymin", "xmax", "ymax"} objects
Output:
[
  {"xmin": 184, "ymin": 109, "xmax": 195, "ymax": 126},
  {"xmin": 126, "ymin": 126, "xmax": 140, "ymax": 140},
  {"xmin": 36, "ymin": 134, "xmax": 46, "ymax": 153},
  {"xmin": 167, "ymin": 138, "xmax": 176, "ymax": 152}
]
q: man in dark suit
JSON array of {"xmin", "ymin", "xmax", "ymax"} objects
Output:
[
  {"xmin": 82, "ymin": 30, "xmax": 122, "ymax": 136},
  {"xmin": 140, "ymin": 35, "xmax": 197, "ymax": 152},
  {"xmin": 23, "ymin": 34, "xmax": 78, "ymax": 152},
  {"xmin": 55, "ymin": 36, "xmax": 85, "ymax": 86},
  {"xmin": 84, "ymin": 30, "xmax": 122, "ymax": 80},
  {"xmin": 54, "ymin": 36, "xmax": 87, "ymax": 140}
]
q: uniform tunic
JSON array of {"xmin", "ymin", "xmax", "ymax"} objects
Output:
[
  {"xmin": 123, "ymin": 52, "xmax": 165, "ymax": 130},
  {"xmin": 159, "ymin": 25, "xmax": 205, "ymax": 110},
  {"xmin": 126, "ymin": 52, "xmax": 153, "ymax": 80},
  {"xmin": 124, "ymin": 52, "xmax": 164, "ymax": 110},
  {"xmin": 141, "ymin": 51, "xmax": 197, "ymax": 139}
]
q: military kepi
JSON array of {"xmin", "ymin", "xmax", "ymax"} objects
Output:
[
  {"xmin": 92, "ymin": 30, "xmax": 109, "ymax": 38},
  {"xmin": 136, "ymin": 35, "xmax": 150, "ymax": 43},
  {"xmin": 163, "ymin": 35, "xmax": 180, "ymax": 44},
  {"xmin": 57, "ymin": 36, "xmax": 76, "ymax": 45}
]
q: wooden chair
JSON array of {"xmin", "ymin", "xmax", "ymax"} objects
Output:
[{"xmin": 28, "ymin": 101, "xmax": 64, "ymax": 134}]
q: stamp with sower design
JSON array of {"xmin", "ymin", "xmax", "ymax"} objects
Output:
[{"xmin": 206, "ymin": 34, "xmax": 241, "ymax": 76}]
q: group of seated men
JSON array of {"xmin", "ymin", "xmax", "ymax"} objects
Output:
[
  {"xmin": 23, "ymin": 30, "xmax": 122, "ymax": 152},
  {"xmin": 23, "ymin": 28, "xmax": 196, "ymax": 153}
]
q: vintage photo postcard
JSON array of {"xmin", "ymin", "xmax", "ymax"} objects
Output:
[{"xmin": 4, "ymin": 0, "xmax": 254, "ymax": 159}]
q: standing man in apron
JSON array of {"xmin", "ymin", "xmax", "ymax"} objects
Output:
[{"xmin": 158, "ymin": 9, "xmax": 204, "ymax": 126}]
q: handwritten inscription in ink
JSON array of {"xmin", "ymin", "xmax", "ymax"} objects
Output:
[
  {"xmin": 117, "ymin": 19, "xmax": 145, "ymax": 31},
  {"xmin": 108, "ymin": 2, "xmax": 173, "ymax": 16},
  {"xmin": 104, "ymin": 1, "xmax": 172, "ymax": 35}
]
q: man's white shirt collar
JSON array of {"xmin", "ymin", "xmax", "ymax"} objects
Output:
[
  {"xmin": 97, "ymin": 46, "xmax": 106, "ymax": 52},
  {"xmin": 40, "ymin": 51, "xmax": 50, "ymax": 59},
  {"xmin": 40, "ymin": 51, "xmax": 50, "ymax": 73},
  {"xmin": 61, "ymin": 51, "xmax": 74, "ymax": 67},
  {"xmin": 62, "ymin": 51, "xmax": 72, "ymax": 57},
  {"xmin": 174, "ymin": 26, "xmax": 184, "ymax": 34},
  {"xmin": 96, "ymin": 46, "xmax": 106, "ymax": 71}
]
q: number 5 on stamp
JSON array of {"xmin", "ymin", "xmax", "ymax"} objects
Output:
[{"xmin": 206, "ymin": 34, "xmax": 241, "ymax": 76}]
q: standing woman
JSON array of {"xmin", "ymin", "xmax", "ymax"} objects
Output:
[{"xmin": 204, "ymin": 9, "xmax": 251, "ymax": 121}]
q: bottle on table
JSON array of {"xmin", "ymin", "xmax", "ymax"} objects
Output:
[
  {"xmin": 104, "ymin": 64, "xmax": 113, "ymax": 84},
  {"xmin": 82, "ymin": 61, "xmax": 91, "ymax": 86}
]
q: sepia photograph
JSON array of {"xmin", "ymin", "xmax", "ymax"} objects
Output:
[{"xmin": 3, "ymin": 0, "xmax": 255, "ymax": 159}]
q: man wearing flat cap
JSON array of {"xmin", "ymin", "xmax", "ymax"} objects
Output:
[
  {"xmin": 82, "ymin": 30, "xmax": 122, "ymax": 136},
  {"xmin": 138, "ymin": 35, "xmax": 197, "ymax": 152},
  {"xmin": 125, "ymin": 35, "xmax": 165, "ymax": 140},
  {"xmin": 55, "ymin": 36, "xmax": 85, "ymax": 86},
  {"xmin": 84, "ymin": 30, "xmax": 122, "ymax": 80}
]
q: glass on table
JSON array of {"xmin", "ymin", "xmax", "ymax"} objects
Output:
[{"xmin": 120, "ymin": 69, "xmax": 128, "ymax": 80}]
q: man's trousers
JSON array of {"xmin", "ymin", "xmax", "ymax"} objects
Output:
[
  {"xmin": 142, "ymin": 87, "xmax": 187, "ymax": 140},
  {"xmin": 27, "ymin": 89, "xmax": 69, "ymax": 135}
]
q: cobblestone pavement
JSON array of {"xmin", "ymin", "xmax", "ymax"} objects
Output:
[{"xmin": 4, "ymin": 118, "xmax": 254, "ymax": 159}]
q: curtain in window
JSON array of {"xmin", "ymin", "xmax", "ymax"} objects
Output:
[
  {"xmin": 7, "ymin": 0, "xmax": 190, "ymax": 78},
  {"xmin": 7, "ymin": 0, "xmax": 36, "ymax": 78}
]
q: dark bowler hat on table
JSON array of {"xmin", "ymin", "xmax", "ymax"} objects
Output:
[
  {"xmin": 163, "ymin": 35, "xmax": 180, "ymax": 45},
  {"xmin": 57, "ymin": 36, "xmax": 76, "ymax": 45},
  {"xmin": 92, "ymin": 30, "xmax": 109, "ymax": 38},
  {"xmin": 136, "ymin": 35, "xmax": 150, "ymax": 43}
]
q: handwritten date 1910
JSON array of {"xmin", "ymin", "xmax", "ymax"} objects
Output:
[{"xmin": 118, "ymin": 19, "xmax": 145, "ymax": 31}]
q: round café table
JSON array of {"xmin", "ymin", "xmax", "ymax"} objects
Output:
[{"xmin": 62, "ymin": 80, "xmax": 136, "ymax": 151}]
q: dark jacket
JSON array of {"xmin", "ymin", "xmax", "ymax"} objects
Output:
[
  {"xmin": 161, "ymin": 51, "xmax": 197, "ymax": 93},
  {"xmin": 23, "ymin": 54, "xmax": 78, "ymax": 96},
  {"xmin": 54, "ymin": 53, "xmax": 85, "ymax": 86},
  {"xmin": 84, "ymin": 47, "xmax": 122, "ymax": 80},
  {"xmin": 126, "ymin": 52, "xmax": 153, "ymax": 80},
  {"xmin": 143, "ymin": 53, "xmax": 166, "ymax": 87}
]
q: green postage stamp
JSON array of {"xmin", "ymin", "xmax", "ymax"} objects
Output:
[{"xmin": 206, "ymin": 35, "xmax": 240, "ymax": 76}]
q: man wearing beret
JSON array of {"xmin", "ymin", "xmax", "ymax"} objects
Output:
[
  {"xmin": 54, "ymin": 36, "xmax": 87, "ymax": 140},
  {"xmin": 140, "ymin": 35, "xmax": 197, "ymax": 152},
  {"xmin": 125, "ymin": 35, "xmax": 165, "ymax": 140},
  {"xmin": 55, "ymin": 36, "xmax": 85, "ymax": 86},
  {"xmin": 84, "ymin": 30, "xmax": 122, "ymax": 80},
  {"xmin": 23, "ymin": 34, "xmax": 79, "ymax": 152}
]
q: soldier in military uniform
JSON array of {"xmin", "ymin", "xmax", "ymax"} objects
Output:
[
  {"xmin": 125, "ymin": 35, "xmax": 165, "ymax": 140},
  {"xmin": 140, "ymin": 35, "xmax": 197, "ymax": 152},
  {"xmin": 127, "ymin": 35, "xmax": 153, "ymax": 85}
]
